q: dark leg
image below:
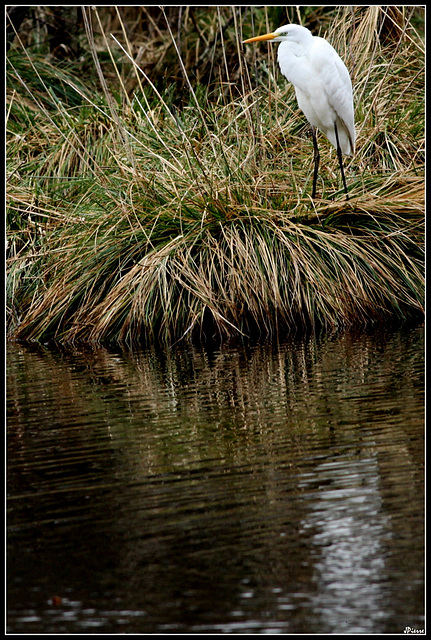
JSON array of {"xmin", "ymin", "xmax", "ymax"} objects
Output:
[
  {"xmin": 334, "ymin": 122, "xmax": 349, "ymax": 200},
  {"xmin": 311, "ymin": 126, "xmax": 319, "ymax": 199}
]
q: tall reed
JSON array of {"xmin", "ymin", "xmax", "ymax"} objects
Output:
[{"xmin": 6, "ymin": 6, "xmax": 424, "ymax": 345}]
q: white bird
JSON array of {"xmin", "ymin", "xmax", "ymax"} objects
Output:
[{"xmin": 243, "ymin": 24, "xmax": 355, "ymax": 199}]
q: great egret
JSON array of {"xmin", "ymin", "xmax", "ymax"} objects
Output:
[{"xmin": 243, "ymin": 24, "xmax": 355, "ymax": 199}]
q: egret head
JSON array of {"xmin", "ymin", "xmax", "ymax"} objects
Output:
[{"xmin": 243, "ymin": 24, "xmax": 312, "ymax": 45}]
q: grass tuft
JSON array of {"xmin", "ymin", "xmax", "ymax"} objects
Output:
[{"xmin": 7, "ymin": 6, "xmax": 424, "ymax": 345}]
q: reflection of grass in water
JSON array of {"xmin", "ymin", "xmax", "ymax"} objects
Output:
[{"xmin": 6, "ymin": 6, "xmax": 424, "ymax": 345}]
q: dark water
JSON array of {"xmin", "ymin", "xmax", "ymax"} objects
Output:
[{"xmin": 7, "ymin": 324, "xmax": 424, "ymax": 634}]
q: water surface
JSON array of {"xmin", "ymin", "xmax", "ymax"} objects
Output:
[{"xmin": 7, "ymin": 324, "xmax": 424, "ymax": 633}]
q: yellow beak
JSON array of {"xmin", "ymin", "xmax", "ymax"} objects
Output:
[{"xmin": 242, "ymin": 32, "xmax": 277, "ymax": 44}]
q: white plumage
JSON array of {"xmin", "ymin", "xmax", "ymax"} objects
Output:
[{"xmin": 243, "ymin": 24, "xmax": 355, "ymax": 198}]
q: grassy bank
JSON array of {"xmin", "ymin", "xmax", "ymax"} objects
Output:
[{"xmin": 6, "ymin": 6, "xmax": 424, "ymax": 345}]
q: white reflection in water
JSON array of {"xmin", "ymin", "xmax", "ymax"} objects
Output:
[{"xmin": 298, "ymin": 453, "xmax": 390, "ymax": 633}]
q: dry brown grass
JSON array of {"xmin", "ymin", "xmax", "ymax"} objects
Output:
[{"xmin": 6, "ymin": 6, "xmax": 424, "ymax": 345}]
